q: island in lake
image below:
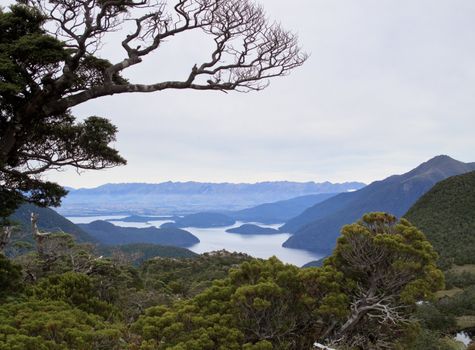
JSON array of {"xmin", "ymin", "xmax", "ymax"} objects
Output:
[
  {"xmin": 79, "ymin": 220, "xmax": 199, "ymax": 247},
  {"xmin": 226, "ymin": 224, "xmax": 280, "ymax": 235}
]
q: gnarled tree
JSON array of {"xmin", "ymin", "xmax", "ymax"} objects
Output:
[
  {"xmin": 322, "ymin": 212, "xmax": 444, "ymax": 349},
  {"xmin": 0, "ymin": 0, "xmax": 307, "ymax": 218}
]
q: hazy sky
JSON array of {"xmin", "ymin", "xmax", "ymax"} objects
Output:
[{"xmin": 38, "ymin": 0, "xmax": 475, "ymax": 188}]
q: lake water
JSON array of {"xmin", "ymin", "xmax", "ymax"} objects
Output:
[
  {"xmin": 455, "ymin": 331, "xmax": 472, "ymax": 346},
  {"xmin": 67, "ymin": 216, "xmax": 323, "ymax": 266}
]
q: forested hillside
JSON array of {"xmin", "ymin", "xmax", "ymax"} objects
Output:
[
  {"xmin": 9, "ymin": 204, "xmax": 93, "ymax": 243},
  {"xmin": 79, "ymin": 220, "xmax": 200, "ymax": 247},
  {"xmin": 405, "ymin": 171, "xmax": 475, "ymax": 266},
  {"xmin": 1, "ymin": 212, "xmax": 463, "ymax": 349},
  {"xmin": 403, "ymin": 171, "xmax": 475, "ymax": 341},
  {"xmin": 98, "ymin": 243, "xmax": 198, "ymax": 265},
  {"xmin": 0, "ymin": 0, "xmax": 473, "ymax": 348},
  {"xmin": 282, "ymin": 155, "xmax": 475, "ymax": 255}
]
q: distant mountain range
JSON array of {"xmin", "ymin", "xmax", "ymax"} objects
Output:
[
  {"xmin": 405, "ymin": 170, "xmax": 475, "ymax": 266},
  {"xmin": 58, "ymin": 181, "xmax": 365, "ymax": 216},
  {"xmin": 10, "ymin": 155, "xmax": 472, "ymax": 266},
  {"xmin": 281, "ymin": 155, "xmax": 475, "ymax": 255}
]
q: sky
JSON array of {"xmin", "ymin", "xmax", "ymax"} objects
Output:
[{"xmin": 35, "ymin": 0, "xmax": 475, "ymax": 188}]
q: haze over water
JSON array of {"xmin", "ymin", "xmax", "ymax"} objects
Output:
[{"xmin": 67, "ymin": 216, "xmax": 323, "ymax": 266}]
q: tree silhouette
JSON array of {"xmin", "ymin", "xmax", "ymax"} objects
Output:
[{"xmin": 0, "ymin": 0, "xmax": 307, "ymax": 219}]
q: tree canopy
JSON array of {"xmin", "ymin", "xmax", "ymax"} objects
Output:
[
  {"xmin": 0, "ymin": 0, "xmax": 307, "ymax": 218},
  {"xmin": 405, "ymin": 170, "xmax": 475, "ymax": 267},
  {"xmin": 0, "ymin": 212, "xmax": 450, "ymax": 349},
  {"xmin": 132, "ymin": 213, "xmax": 444, "ymax": 349},
  {"xmin": 323, "ymin": 212, "xmax": 444, "ymax": 348}
]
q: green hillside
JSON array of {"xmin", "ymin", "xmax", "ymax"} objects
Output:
[
  {"xmin": 9, "ymin": 204, "xmax": 93, "ymax": 243},
  {"xmin": 405, "ymin": 171, "xmax": 475, "ymax": 266},
  {"xmin": 282, "ymin": 155, "xmax": 475, "ymax": 255},
  {"xmin": 98, "ymin": 243, "xmax": 198, "ymax": 265},
  {"xmin": 79, "ymin": 220, "xmax": 200, "ymax": 247}
]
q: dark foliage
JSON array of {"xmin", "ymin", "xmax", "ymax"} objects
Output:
[
  {"xmin": 0, "ymin": 212, "xmax": 449, "ymax": 349},
  {"xmin": 140, "ymin": 251, "xmax": 253, "ymax": 297},
  {"xmin": 0, "ymin": 253, "xmax": 22, "ymax": 298},
  {"xmin": 0, "ymin": 5, "xmax": 125, "ymax": 218},
  {"xmin": 98, "ymin": 243, "xmax": 198, "ymax": 265},
  {"xmin": 405, "ymin": 171, "xmax": 475, "ymax": 267}
]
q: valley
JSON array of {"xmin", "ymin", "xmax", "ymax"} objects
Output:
[
  {"xmin": 67, "ymin": 215, "xmax": 323, "ymax": 266},
  {"xmin": 2, "ymin": 0, "xmax": 474, "ymax": 347},
  {"xmin": 3, "ymin": 155, "xmax": 475, "ymax": 349}
]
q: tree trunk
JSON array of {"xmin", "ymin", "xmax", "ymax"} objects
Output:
[{"xmin": 0, "ymin": 226, "xmax": 12, "ymax": 252}]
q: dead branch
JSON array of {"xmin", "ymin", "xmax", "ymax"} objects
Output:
[{"xmin": 23, "ymin": 0, "xmax": 308, "ymax": 114}]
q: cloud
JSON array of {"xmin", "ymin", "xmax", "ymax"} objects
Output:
[{"xmin": 41, "ymin": 0, "xmax": 475, "ymax": 187}]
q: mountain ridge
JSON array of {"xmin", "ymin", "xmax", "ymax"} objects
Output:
[
  {"xmin": 281, "ymin": 155, "xmax": 475, "ymax": 255},
  {"xmin": 230, "ymin": 193, "xmax": 338, "ymax": 224},
  {"xmin": 68, "ymin": 180, "xmax": 364, "ymax": 192},
  {"xmin": 60, "ymin": 180, "xmax": 365, "ymax": 216}
]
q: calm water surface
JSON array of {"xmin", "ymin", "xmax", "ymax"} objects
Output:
[{"xmin": 67, "ymin": 216, "xmax": 322, "ymax": 266}]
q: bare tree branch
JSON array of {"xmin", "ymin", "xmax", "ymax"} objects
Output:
[
  {"xmin": 1, "ymin": 0, "xmax": 306, "ymax": 217},
  {"xmin": 25, "ymin": 0, "xmax": 307, "ymax": 114}
]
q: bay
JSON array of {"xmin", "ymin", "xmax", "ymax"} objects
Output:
[{"xmin": 67, "ymin": 216, "xmax": 323, "ymax": 266}]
